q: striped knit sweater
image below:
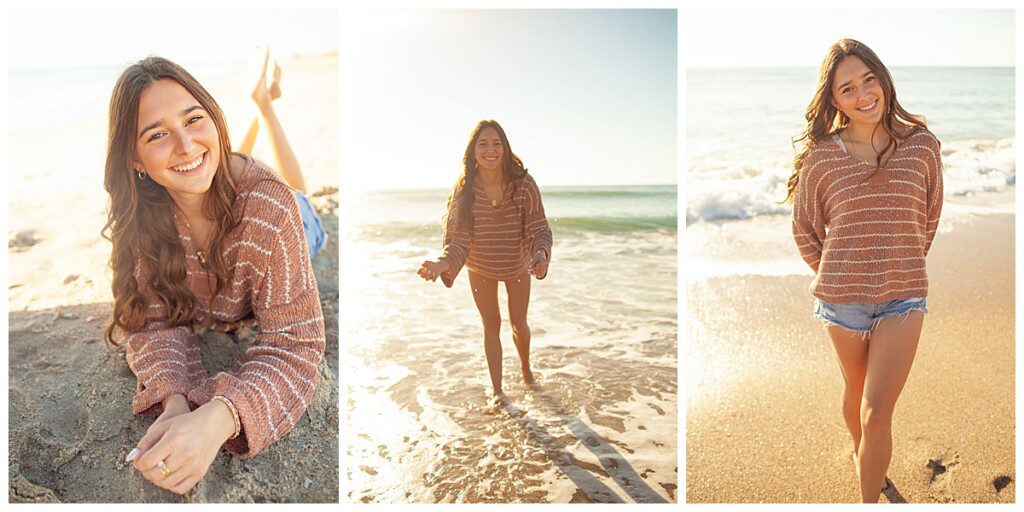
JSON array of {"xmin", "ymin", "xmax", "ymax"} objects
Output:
[
  {"xmin": 792, "ymin": 128, "xmax": 943, "ymax": 303},
  {"xmin": 124, "ymin": 154, "xmax": 325, "ymax": 458},
  {"xmin": 440, "ymin": 174, "xmax": 553, "ymax": 287}
]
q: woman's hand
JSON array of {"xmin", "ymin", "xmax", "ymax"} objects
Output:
[
  {"xmin": 528, "ymin": 250, "xmax": 548, "ymax": 279},
  {"xmin": 131, "ymin": 400, "xmax": 237, "ymax": 495},
  {"xmin": 154, "ymin": 394, "xmax": 191, "ymax": 425},
  {"xmin": 418, "ymin": 260, "xmax": 449, "ymax": 282}
]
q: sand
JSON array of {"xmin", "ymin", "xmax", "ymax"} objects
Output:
[
  {"xmin": 685, "ymin": 197, "xmax": 1015, "ymax": 503},
  {"xmin": 8, "ymin": 54, "xmax": 339, "ymax": 503},
  {"xmin": 342, "ymin": 221, "xmax": 678, "ymax": 503}
]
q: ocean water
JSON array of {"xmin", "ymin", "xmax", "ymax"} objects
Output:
[
  {"xmin": 342, "ymin": 185, "xmax": 678, "ymax": 502},
  {"xmin": 9, "ymin": 59, "xmax": 248, "ymax": 134},
  {"xmin": 687, "ymin": 67, "xmax": 1015, "ymax": 224}
]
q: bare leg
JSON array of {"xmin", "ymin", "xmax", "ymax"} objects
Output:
[
  {"xmin": 858, "ymin": 311, "xmax": 923, "ymax": 503},
  {"xmin": 504, "ymin": 272, "xmax": 534, "ymax": 385},
  {"xmin": 826, "ymin": 325, "xmax": 870, "ymax": 478},
  {"xmin": 469, "ymin": 270, "xmax": 503, "ymax": 395},
  {"xmin": 239, "ymin": 47, "xmax": 307, "ymax": 192}
]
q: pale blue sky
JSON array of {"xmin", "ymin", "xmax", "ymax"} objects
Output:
[
  {"xmin": 342, "ymin": 9, "xmax": 678, "ymax": 190},
  {"xmin": 686, "ymin": 9, "xmax": 1014, "ymax": 68},
  {"xmin": 8, "ymin": 9, "xmax": 338, "ymax": 70}
]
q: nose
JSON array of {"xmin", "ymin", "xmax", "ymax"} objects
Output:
[{"xmin": 172, "ymin": 127, "xmax": 195, "ymax": 155}]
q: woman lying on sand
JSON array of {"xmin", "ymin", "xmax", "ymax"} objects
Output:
[
  {"xmin": 788, "ymin": 39, "xmax": 943, "ymax": 503},
  {"xmin": 418, "ymin": 120, "xmax": 553, "ymax": 398},
  {"xmin": 103, "ymin": 49, "xmax": 326, "ymax": 494}
]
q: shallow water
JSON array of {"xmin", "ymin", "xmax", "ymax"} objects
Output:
[{"xmin": 342, "ymin": 188, "xmax": 678, "ymax": 503}]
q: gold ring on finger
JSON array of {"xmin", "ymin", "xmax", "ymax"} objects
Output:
[{"xmin": 158, "ymin": 460, "xmax": 171, "ymax": 478}]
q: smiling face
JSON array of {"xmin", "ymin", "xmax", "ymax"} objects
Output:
[
  {"xmin": 473, "ymin": 126, "xmax": 504, "ymax": 173},
  {"xmin": 133, "ymin": 78, "xmax": 221, "ymax": 206},
  {"xmin": 831, "ymin": 55, "xmax": 886, "ymax": 127}
]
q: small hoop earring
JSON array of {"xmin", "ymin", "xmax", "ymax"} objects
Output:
[{"xmin": 136, "ymin": 169, "xmax": 147, "ymax": 180}]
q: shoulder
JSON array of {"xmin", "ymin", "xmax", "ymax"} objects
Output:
[
  {"xmin": 901, "ymin": 128, "xmax": 941, "ymax": 164},
  {"xmin": 514, "ymin": 173, "xmax": 542, "ymax": 193},
  {"xmin": 232, "ymin": 154, "xmax": 298, "ymax": 224},
  {"xmin": 903, "ymin": 127, "xmax": 940, "ymax": 149}
]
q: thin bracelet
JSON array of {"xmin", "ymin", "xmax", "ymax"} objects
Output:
[{"xmin": 212, "ymin": 395, "xmax": 241, "ymax": 439}]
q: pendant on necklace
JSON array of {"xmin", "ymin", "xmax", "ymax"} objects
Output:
[
  {"xmin": 491, "ymin": 199, "xmax": 499, "ymax": 208},
  {"xmin": 196, "ymin": 250, "xmax": 207, "ymax": 265}
]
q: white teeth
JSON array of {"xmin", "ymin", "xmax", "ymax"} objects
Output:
[
  {"xmin": 170, "ymin": 153, "xmax": 204, "ymax": 173},
  {"xmin": 857, "ymin": 101, "xmax": 877, "ymax": 111}
]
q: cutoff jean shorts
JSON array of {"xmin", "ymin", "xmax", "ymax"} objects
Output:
[
  {"xmin": 294, "ymin": 191, "xmax": 326, "ymax": 258},
  {"xmin": 813, "ymin": 297, "xmax": 927, "ymax": 334}
]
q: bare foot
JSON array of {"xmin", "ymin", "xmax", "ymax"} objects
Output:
[
  {"xmin": 248, "ymin": 45, "xmax": 275, "ymax": 107},
  {"xmin": 267, "ymin": 54, "xmax": 282, "ymax": 100},
  {"xmin": 522, "ymin": 366, "xmax": 535, "ymax": 386}
]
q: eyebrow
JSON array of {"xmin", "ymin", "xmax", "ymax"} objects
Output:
[
  {"xmin": 836, "ymin": 71, "xmax": 874, "ymax": 90},
  {"xmin": 138, "ymin": 104, "xmax": 205, "ymax": 140}
]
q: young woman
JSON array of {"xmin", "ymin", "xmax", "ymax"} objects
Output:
[
  {"xmin": 103, "ymin": 53, "xmax": 326, "ymax": 495},
  {"xmin": 788, "ymin": 39, "xmax": 943, "ymax": 503},
  {"xmin": 417, "ymin": 120, "xmax": 553, "ymax": 398}
]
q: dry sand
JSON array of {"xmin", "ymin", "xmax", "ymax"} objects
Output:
[
  {"xmin": 685, "ymin": 199, "xmax": 1015, "ymax": 503},
  {"xmin": 8, "ymin": 55, "xmax": 339, "ymax": 503}
]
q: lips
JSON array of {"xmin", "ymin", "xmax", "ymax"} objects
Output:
[
  {"xmin": 169, "ymin": 151, "xmax": 207, "ymax": 175},
  {"xmin": 856, "ymin": 100, "xmax": 878, "ymax": 112}
]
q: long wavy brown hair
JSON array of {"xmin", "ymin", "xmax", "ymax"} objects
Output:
[
  {"xmin": 103, "ymin": 56, "xmax": 238, "ymax": 347},
  {"xmin": 444, "ymin": 120, "xmax": 529, "ymax": 233},
  {"xmin": 784, "ymin": 38, "xmax": 927, "ymax": 203}
]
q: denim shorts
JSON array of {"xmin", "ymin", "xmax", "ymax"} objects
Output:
[
  {"xmin": 813, "ymin": 297, "xmax": 927, "ymax": 333},
  {"xmin": 294, "ymin": 191, "xmax": 326, "ymax": 258}
]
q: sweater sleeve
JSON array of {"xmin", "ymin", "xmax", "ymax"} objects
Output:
[
  {"xmin": 187, "ymin": 187, "xmax": 325, "ymax": 458},
  {"xmin": 439, "ymin": 199, "xmax": 472, "ymax": 288},
  {"xmin": 522, "ymin": 176, "xmax": 553, "ymax": 276},
  {"xmin": 923, "ymin": 135, "xmax": 943, "ymax": 255},
  {"xmin": 791, "ymin": 160, "xmax": 826, "ymax": 273},
  {"xmin": 125, "ymin": 258, "xmax": 208, "ymax": 416}
]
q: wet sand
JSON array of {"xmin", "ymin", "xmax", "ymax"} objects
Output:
[
  {"xmin": 342, "ymin": 222, "xmax": 678, "ymax": 503},
  {"xmin": 8, "ymin": 54, "xmax": 340, "ymax": 503},
  {"xmin": 686, "ymin": 198, "xmax": 1015, "ymax": 503}
]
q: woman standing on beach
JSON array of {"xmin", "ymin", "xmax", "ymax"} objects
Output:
[
  {"xmin": 788, "ymin": 39, "xmax": 943, "ymax": 503},
  {"xmin": 104, "ymin": 52, "xmax": 326, "ymax": 495},
  {"xmin": 417, "ymin": 120, "xmax": 553, "ymax": 398}
]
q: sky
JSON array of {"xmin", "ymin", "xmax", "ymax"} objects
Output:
[
  {"xmin": 7, "ymin": 9, "xmax": 338, "ymax": 70},
  {"xmin": 686, "ymin": 9, "xmax": 1014, "ymax": 68},
  {"xmin": 341, "ymin": 9, "xmax": 678, "ymax": 190}
]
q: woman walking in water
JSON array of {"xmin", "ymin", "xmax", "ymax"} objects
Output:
[
  {"xmin": 418, "ymin": 120, "xmax": 553, "ymax": 398},
  {"xmin": 788, "ymin": 39, "xmax": 943, "ymax": 502},
  {"xmin": 106, "ymin": 49, "xmax": 326, "ymax": 494}
]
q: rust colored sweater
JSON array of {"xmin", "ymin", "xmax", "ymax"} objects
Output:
[
  {"xmin": 124, "ymin": 154, "xmax": 325, "ymax": 458},
  {"xmin": 792, "ymin": 128, "xmax": 943, "ymax": 303},
  {"xmin": 440, "ymin": 174, "xmax": 553, "ymax": 287}
]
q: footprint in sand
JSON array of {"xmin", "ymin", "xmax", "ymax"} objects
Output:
[
  {"xmin": 927, "ymin": 453, "xmax": 959, "ymax": 485},
  {"xmin": 992, "ymin": 475, "xmax": 1012, "ymax": 493},
  {"xmin": 9, "ymin": 230, "xmax": 40, "ymax": 251}
]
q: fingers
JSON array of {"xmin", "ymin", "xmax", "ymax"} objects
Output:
[
  {"xmin": 418, "ymin": 262, "xmax": 439, "ymax": 281},
  {"xmin": 135, "ymin": 425, "xmax": 176, "ymax": 473},
  {"xmin": 171, "ymin": 473, "xmax": 202, "ymax": 495},
  {"xmin": 133, "ymin": 420, "xmax": 172, "ymax": 470}
]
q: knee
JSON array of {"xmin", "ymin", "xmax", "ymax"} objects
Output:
[
  {"xmin": 509, "ymin": 318, "xmax": 529, "ymax": 336},
  {"xmin": 481, "ymin": 315, "xmax": 502, "ymax": 337},
  {"xmin": 860, "ymin": 399, "xmax": 893, "ymax": 436}
]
